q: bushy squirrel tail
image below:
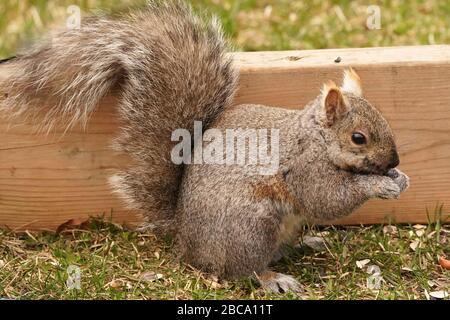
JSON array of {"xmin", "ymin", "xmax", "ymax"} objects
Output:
[{"xmin": 0, "ymin": 1, "xmax": 238, "ymax": 227}]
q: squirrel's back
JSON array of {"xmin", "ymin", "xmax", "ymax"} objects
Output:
[{"xmin": 0, "ymin": 1, "xmax": 239, "ymax": 229}]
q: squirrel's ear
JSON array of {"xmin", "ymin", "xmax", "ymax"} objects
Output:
[
  {"xmin": 340, "ymin": 68, "xmax": 362, "ymax": 96},
  {"xmin": 322, "ymin": 81, "xmax": 348, "ymax": 127}
]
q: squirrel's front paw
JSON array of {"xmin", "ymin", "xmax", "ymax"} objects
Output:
[
  {"xmin": 257, "ymin": 271, "xmax": 303, "ymax": 294},
  {"xmin": 373, "ymin": 176, "xmax": 402, "ymax": 199},
  {"xmin": 386, "ymin": 168, "xmax": 410, "ymax": 193}
]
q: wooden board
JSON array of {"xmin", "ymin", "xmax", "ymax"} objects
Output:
[{"xmin": 1, "ymin": 45, "xmax": 450, "ymax": 231}]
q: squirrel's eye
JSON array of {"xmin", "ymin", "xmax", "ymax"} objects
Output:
[{"xmin": 351, "ymin": 132, "xmax": 366, "ymax": 145}]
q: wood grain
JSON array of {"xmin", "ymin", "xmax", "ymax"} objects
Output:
[{"xmin": 1, "ymin": 45, "xmax": 450, "ymax": 231}]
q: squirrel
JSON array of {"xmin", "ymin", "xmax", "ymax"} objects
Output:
[{"xmin": 0, "ymin": 1, "xmax": 409, "ymax": 293}]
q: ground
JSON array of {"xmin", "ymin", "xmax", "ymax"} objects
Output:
[
  {"xmin": 1, "ymin": 218, "xmax": 449, "ymax": 299},
  {"xmin": 0, "ymin": 0, "xmax": 449, "ymax": 300}
]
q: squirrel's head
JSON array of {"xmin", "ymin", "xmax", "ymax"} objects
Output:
[{"xmin": 317, "ymin": 68, "xmax": 399, "ymax": 175}]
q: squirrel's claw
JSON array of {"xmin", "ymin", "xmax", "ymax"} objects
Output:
[{"xmin": 257, "ymin": 271, "xmax": 304, "ymax": 294}]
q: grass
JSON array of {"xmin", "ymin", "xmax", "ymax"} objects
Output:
[
  {"xmin": 1, "ymin": 218, "xmax": 449, "ymax": 299},
  {"xmin": 1, "ymin": 0, "xmax": 450, "ymax": 58},
  {"xmin": 0, "ymin": 0, "xmax": 450, "ymax": 300}
]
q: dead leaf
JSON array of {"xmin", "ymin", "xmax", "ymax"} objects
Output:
[
  {"xmin": 49, "ymin": 260, "xmax": 60, "ymax": 267},
  {"xmin": 415, "ymin": 229, "xmax": 425, "ymax": 237},
  {"xmin": 409, "ymin": 239, "xmax": 419, "ymax": 251},
  {"xmin": 105, "ymin": 279, "xmax": 123, "ymax": 289},
  {"xmin": 140, "ymin": 271, "xmax": 163, "ymax": 282},
  {"xmin": 210, "ymin": 275, "xmax": 219, "ymax": 282},
  {"xmin": 316, "ymin": 231, "xmax": 330, "ymax": 237},
  {"xmin": 401, "ymin": 267, "xmax": 413, "ymax": 272},
  {"xmin": 263, "ymin": 5, "xmax": 272, "ymax": 18},
  {"xmin": 206, "ymin": 277, "xmax": 221, "ymax": 289},
  {"xmin": 356, "ymin": 259, "xmax": 370, "ymax": 269},
  {"xmin": 383, "ymin": 225, "xmax": 398, "ymax": 235},
  {"xmin": 427, "ymin": 231, "xmax": 437, "ymax": 239},
  {"xmin": 413, "ymin": 224, "xmax": 426, "ymax": 230},
  {"xmin": 0, "ymin": 259, "xmax": 5, "ymax": 268},
  {"xmin": 303, "ymin": 236, "xmax": 327, "ymax": 252},
  {"xmin": 438, "ymin": 256, "xmax": 450, "ymax": 270},
  {"xmin": 429, "ymin": 291, "xmax": 449, "ymax": 299}
]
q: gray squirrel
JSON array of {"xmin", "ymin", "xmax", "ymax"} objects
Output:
[{"xmin": 0, "ymin": 1, "xmax": 409, "ymax": 293}]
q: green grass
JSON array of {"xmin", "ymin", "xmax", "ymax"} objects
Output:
[
  {"xmin": 1, "ymin": 218, "xmax": 449, "ymax": 299},
  {"xmin": 0, "ymin": 0, "xmax": 450, "ymax": 300},
  {"xmin": 1, "ymin": 0, "xmax": 450, "ymax": 58}
]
